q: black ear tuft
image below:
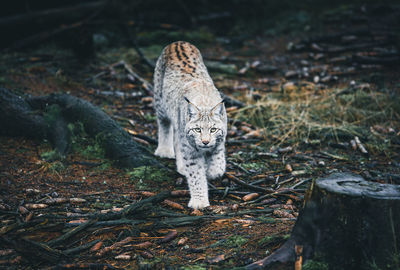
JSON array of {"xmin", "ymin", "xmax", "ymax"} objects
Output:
[
  {"xmin": 185, "ymin": 96, "xmax": 199, "ymax": 119},
  {"xmin": 210, "ymin": 99, "xmax": 225, "ymax": 116}
]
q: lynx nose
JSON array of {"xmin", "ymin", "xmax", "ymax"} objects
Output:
[{"xmin": 202, "ymin": 140, "xmax": 209, "ymax": 145}]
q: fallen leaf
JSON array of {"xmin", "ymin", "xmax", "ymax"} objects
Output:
[
  {"xmin": 68, "ymin": 219, "xmax": 88, "ymax": 224},
  {"xmin": 163, "ymin": 199, "xmax": 185, "ymax": 210},
  {"xmin": 206, "ymin": 254, "xmax": 225, "ymax": 264},
  {"xmin": 177, "ymin": 237, "xmax": 188, "ymax": 246},
  {"xmin": 171, "ymin": 190, "xmax": 190, "ymax": 197},
  {"xmin": 160, "ymin": 230, "xmax": 178, "ymax": 243},
  {"xmin": 25, "ymin": 212, "xmax": 33, "ymax": 222},
  {"xmin": 235, "ymin": 219, "xmax": 255, "ymax": 224},
  {"xmin": 242, "ymin": 193, "xmax": 259, "ymax": 202},
  {"xmin": 44, "ymin": 198, "xmax": 68, "ymax": 205},
  {"xmin": 141, "ymin": 191, "xmax": 156, "ymax": 197},
  {"xmin": 25, "ymin": 203, "xmax": 48, "ymax": 209},
  {"xmin": 141, "ymin": 250, "xmax": 153, "ymax": 258},
  {"xmin": 90, "ymin": 241, "xmax": 103, "ymax": 252},
  {"xmin": 69, "ymin": 198, "xmax": 86, "ymax": 203},
  {"xmin": 273, "ymin": 209, "xmax": 295, "ymax": 219},
  {"xmin": 132, "ymin": 241, "xmax": 152, "ymax": 249}
]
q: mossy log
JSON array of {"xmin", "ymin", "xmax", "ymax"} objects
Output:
[
  {"xmin": 0, "ymin": 87, "xmax": 158, "ymax": 168},
  {"xmin": 246, "ymin": 173, "xmax": 400, "ymax": 270}
]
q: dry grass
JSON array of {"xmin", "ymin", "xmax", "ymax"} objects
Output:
[{"xmin": 230, "ymin": 83, "xmax": 400, "ymax": 149}]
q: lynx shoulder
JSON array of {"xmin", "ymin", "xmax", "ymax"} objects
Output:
[{"xmin": 153, "ymin": 41, "xmax": 227, "ymax": 209}]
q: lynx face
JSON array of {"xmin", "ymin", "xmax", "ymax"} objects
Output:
[{"xmin": 185, "ymin": 100, "xmax": 226, "ymax": 151}]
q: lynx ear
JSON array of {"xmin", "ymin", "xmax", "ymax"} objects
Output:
[
  {"xmin": 184, "ymin": 97, "xmax": 199, "ymax": 119},
  {"xmin": 210, "ymin": 99, "xmax": 225, "ymax": 117}
]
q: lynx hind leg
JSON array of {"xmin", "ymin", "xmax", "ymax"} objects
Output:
[
  {"xmin": 154, "ymin": 118, "xmax": 175, "ymax": 159},
  {"xmin": 206, "ymin": 150, "xmax": 226, "ymax": 180}
]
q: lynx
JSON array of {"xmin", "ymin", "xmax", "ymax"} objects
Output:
[{"xmin": 153, "ymin": 41, "xmax": 227, "ymax": 209}]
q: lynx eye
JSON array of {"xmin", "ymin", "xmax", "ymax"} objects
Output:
[
  {"xmin": 210, "ymin": 128, "xmax": 217, "ymax": 133},
  {"xmin": 194, "ymin": 128, "xmax": 201, "ymax": 133}
]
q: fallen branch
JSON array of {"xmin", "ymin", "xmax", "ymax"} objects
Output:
[
  {"xmin": 113, "ymin": 60, "xmax": 154, "ymax": 95},
  {"xmin": 225, "ymin": 173, "xmax": 273, "ymax": 193},
  {"xmin": 2, "ymin": 237, "xmax": 66, "ymax": 263},
  {"xmin": 47, "ymin": 219, "xmax": 98, "ymax": 247},
  {"xmin": 0, "ymin": 88, "xmax": 159, "ymax": 168},
  {"xmin": 64, "ymin": 239, "xmax": 100, "ymax": 255}
]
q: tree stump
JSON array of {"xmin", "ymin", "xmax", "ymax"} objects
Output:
[{"xmin": 247, "ymin": 173, "xmax": 400, "ymax": 270}]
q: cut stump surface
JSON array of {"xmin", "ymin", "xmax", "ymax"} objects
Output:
[{"xmin": 247, "ymin": 173, "xmax": 400, "ymax": 270}]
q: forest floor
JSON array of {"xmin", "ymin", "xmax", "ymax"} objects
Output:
[{"xmin": 1, "ymin": 4, "xmax": 400, "ymax": 270}]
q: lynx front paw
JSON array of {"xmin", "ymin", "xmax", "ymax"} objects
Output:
[
  {"xmin": 154, "ymin": 146, "xmax": 175, "ymax": 159},
  {"xmin": 188, "ymin": 197, "xmax": 210, "ymax": 209},
  {"xmin": 206, "ymin": 166, "xmax": 225, "ymax": 180}
]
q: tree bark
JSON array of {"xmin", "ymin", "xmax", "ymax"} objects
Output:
[
  {"xmin": 246, "ymin": 173, "xmax": 400, "ymax": 270},
  {"xmin": 0, "ymin": 88, "xmax": 158, "ymax": 168}
]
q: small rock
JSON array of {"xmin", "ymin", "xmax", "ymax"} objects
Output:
[
  {"xmin": 318, "ymin": 160, "xmax": 326, "ymax": 167},
  {"xmin": 300, "ymin": 59, "xmax": 309, "ymax": 66},
  {"xmin": 70, "ymin": 198, "xmax": 86, "ymax": 203},
  {"xmin": 115, "ymin": 254, "xmax": 131, "ymax": 260},
  {"xmin": 175, "ymin": 177, "xmax": 184, "ymax": 186},
  {"xmin": 285, "ymin": 70, "xmax": 298, "ymax": 78}
]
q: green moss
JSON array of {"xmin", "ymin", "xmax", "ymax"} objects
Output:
[
  {"xmin": 41, "ymin": 149, "xmax": 64, "ymax": 161},
  {"xmin": 180, "ymin": 265, "xmax": 207, "ymax": 270},
  {"xmin": 257, "ymin": 216, "xmax": 277, "ymax": 224},
  {"xmin": 225, "ymin": 235, "xmax": 248, "ymax": 248},
  {"xmin": 209, "ymin": 235, "xmax": 248, "ymax": 249},
  {"xmin": 81, "ymin": 143, "xmax": 105, "ymax": 159},
  {"xmin": 258, "ymin": 234, "xmax": 290, "ymax": 247},
  {"xmin": 303, "ymin": 260, "xmax": 329, "ymax": 270},
  {"xmin": 48, "ymin": 161, "xmax": 66, "ymax": 173},
  {"xmin": 96, "ymin": 162, "xmax": 112, "ymax": 171},
  {"xmin": 127, "ymin": 166, "xmax": 172, "ymax": 190},
  {"xmin": 68, "ymin": 122, "xmax": 106, "ymax": 159},
  {"xmin": 143, "ymin": 113, "xmax": 157, "ymax": 122},
  {"xmin": 240, "ymin": 162, "xmax": 265, "ymax": 171},
  {"xmin": 127, "ymin": 166, "xmax": 163, "ymax": 180}
]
